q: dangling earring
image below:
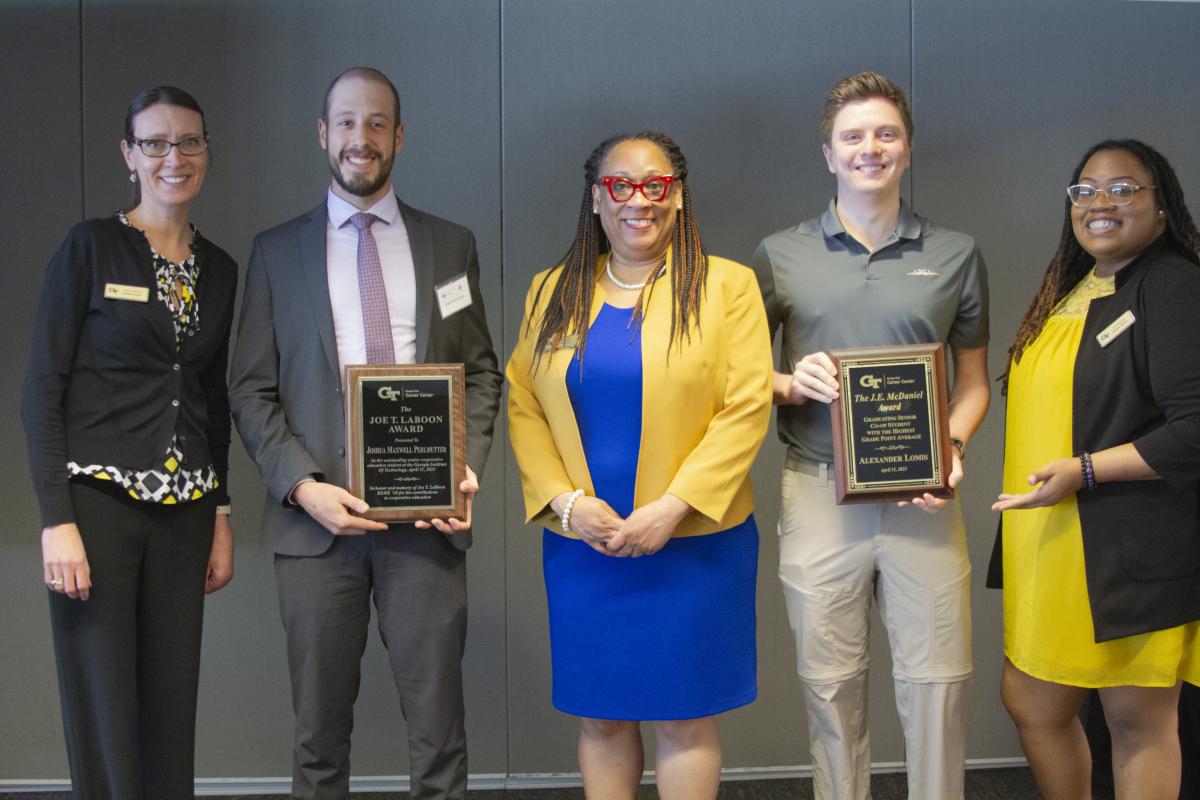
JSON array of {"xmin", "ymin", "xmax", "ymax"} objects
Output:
[
  {"xmin": 129, "ymin": 171, "xmax": 137, "ymax": 184},
  {"xmin": 592, "ymin": 206, "xmax": 598, "ymax": 214}
]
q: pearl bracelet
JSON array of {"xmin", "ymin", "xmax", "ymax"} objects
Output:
[{"xmin": 561, "ymin": 489, "xmax": 585, "ymax": 533}]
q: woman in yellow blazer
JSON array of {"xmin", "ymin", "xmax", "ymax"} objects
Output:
[{"xmin": 507, "ymin": 131, "xmax": 772, "ymax": 800}]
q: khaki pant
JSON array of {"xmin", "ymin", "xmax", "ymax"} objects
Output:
[{"xmin": 778, "ymin": 462, "xmax": 972, "ymax": 800}]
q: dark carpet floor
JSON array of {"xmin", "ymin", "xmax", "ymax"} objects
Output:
[{"xmin": 1, "ymin": 765, "xmax": 1119, "ymax": 799}]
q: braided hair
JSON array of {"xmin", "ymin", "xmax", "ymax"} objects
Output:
[
  {"xmin": 1006, "ymin": 139, "xmax": 1200, "ymax": 384},
  {"xmin": 526, "ymin": 131, "xmax": 708, "ymax": 370}
]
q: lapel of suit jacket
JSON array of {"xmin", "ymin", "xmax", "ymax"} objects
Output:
[
  {"xmin": 531, "ymin": 257, "xmax": 626, "ymax": 497},
  {"xmin": 300, "ymin": 204, "xmax": 341, "ymax": 382},
  {"xmin": 398, "ymin": 199, "xmax": 433, "ymax": 363}
]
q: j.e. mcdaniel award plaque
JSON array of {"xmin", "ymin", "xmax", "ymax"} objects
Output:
[
  {"xmin": 828, "ymin": 343, "xmax": 953, "ymax": 505},
  {"xmin": 343, "ymin": 364, "xmax": 467, "ymax": 522}
]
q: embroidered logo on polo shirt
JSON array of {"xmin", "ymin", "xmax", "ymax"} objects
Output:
[{"xmin": 904, "ymin": 268, "xmax": 940, "ymax": 277}]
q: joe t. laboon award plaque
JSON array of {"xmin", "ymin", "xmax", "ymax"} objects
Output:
[
  {"xmin": 344, "ymin": 364, "xmax": 467, "ymax": 522},
  {"xmin": 829, "ymin": 343, "xmax": 952, "ymax": 505}
]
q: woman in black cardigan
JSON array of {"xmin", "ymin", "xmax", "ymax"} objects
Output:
[
  {"xmin": 20, "ymin": 86, "xmax": 237, "ymax": 799},
  {"xmin": 993, "ymin": 140, "xmax": 1200, "ymax": 799}
]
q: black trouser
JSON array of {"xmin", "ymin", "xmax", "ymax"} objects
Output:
[{"xmin": 49, "ymin": 480, "xmax": 215, "ymax": 800}]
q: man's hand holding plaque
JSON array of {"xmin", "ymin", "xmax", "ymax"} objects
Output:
[
  {"xmin": 900, "ymin": 449, "xmax": 961, "ymax": 513},
  {"xmin": 413, "ymin": 465, "xmax": 478, "ymax": 534},
  {"xmin": 779, "ymin": 351, "xmax": 841, "ymax": 405},
  {"xmin": 293, "ymin": 480, "xmax": 389, "ymax": 535}
]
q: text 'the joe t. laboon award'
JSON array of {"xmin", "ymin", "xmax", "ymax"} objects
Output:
[
  {"xmin": 828, "ymin": 343, "xmax": 953, "ymax": 505},
  {"xmin": 343, "ymin": 364, "xmax": 467, "ymax": 522}
]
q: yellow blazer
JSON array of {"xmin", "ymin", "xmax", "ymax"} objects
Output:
[{"xmin": 507, "ymin": 254, "xmax": 773, "ymax": 538}]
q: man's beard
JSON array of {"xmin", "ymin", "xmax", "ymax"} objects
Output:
[{"xmin": 328, "ymin": 146, "xmax": 394, "ymax": 198}]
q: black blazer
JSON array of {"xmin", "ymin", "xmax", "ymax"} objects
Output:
[
  {"xmin": 990, "ymin": 238, "xmax": 1200, "ymax": 642},
  {"xmin": 22, "ymin": 216, "xmax": 238, "ymax": 527}
]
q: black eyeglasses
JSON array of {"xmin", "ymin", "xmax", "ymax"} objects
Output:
[
  {"xmin": 1067, "ymin": 182, "xmax": 1156, "ymax": 208},
  {"xmin": 127, "ymin": 134, "xmax": 210, "ymax": 157}
]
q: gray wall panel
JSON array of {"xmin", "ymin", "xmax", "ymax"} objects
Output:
[
  {"xmin": 3, "ymin": 0, "xmax": 1198, "ymax": 786},
  {"xmin": 0, "ymin": 0, "xmax": 82, "ymax": 778},
  {"xmin": 913, "ymin": 0, "xmax": 1200, "ymax": 761}
]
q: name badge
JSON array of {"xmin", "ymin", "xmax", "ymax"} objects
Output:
[
  {"xmin": 1096, "ymin": 310, "xmax": 1135, "ymax": 348},
  {"xmin": 104, "ymin": 283, "xmax": 150, "ymax": 302},
  {"xmin": 539, "ymin": 333, "xmax": 580, "ymax": 353},
  {"xmin": 435, "ymin": 273, "xmax": 472, "ymax": 319}
]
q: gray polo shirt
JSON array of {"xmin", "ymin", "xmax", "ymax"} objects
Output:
[{"xmin": 752, "ymin": 199, "xmax": 989, "ymax": 464}]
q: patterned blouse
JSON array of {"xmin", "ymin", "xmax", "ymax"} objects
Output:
[{"xmin": 66, "ymin": 211, "xmax": 219, "ymax": 504}]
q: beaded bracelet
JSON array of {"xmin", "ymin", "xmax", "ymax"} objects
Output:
[
  {"xmin": 561, "ymin": 489, "xmax": 586, "ymax": 533},
  {"xmin": 1078, "ymin": 451, "xmax": 1098, "ymax": 491}
]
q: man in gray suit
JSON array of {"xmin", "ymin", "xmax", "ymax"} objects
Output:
[{"xmin": 229, "ymin": 67, "xmax": 502, "ymax": 800}]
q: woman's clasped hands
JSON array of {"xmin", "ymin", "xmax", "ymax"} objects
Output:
[
  {"xmin": 561, "ymin": 495, "xmax": 623, "ymax": 554},
  {"xmin": 554, "ymin": 493, "xmax": 691, "ymax": 558}
]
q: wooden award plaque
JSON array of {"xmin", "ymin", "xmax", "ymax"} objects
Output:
[
  {"xmin": 343, "ymin": 364, "xmax": 467, "ymax": 522},
  {"xmin": 829, "ymin": 343, "xmax": 953, "ymax": 505}
]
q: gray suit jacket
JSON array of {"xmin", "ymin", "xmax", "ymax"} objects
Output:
[{"xmin": 229, "ymin": 198, "xmax": 502, "ymax": 556}]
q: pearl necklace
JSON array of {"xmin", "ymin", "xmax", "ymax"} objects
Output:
[{"xmin": 605, "ymin": 256, "xmax": 666, "ymax": 291}]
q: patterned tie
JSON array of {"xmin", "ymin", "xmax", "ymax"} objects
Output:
[{"xmin": 348, "ymin": 212, "xmax": 395, "ymax": 364}]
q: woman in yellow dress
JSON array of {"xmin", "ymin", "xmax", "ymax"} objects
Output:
[{"xmin": 993, "ymin": 139, "xmax": 1200, "ymax": 799}]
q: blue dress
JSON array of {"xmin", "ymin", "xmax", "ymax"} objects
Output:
[{"xmin": 543, "ymin": 303, "xmax": 758, "ymax": 720}]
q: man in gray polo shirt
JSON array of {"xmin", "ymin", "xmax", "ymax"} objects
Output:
[{"xmin": 752, "ymin": 72, "xmax": 990, "ymax": 800}]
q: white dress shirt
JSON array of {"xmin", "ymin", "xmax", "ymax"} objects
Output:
[{"xmin": 326, "ymin": 187, "xmax": 417, "ymax": 367}]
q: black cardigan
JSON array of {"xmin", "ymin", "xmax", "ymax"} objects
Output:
[
  {"xmin": 21, "ymin": 216, "xmax": 238, "ymax": 527},
  {"xmin": 989, "ymin": 238, "xmax": 1200, "ymax": 643}
]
